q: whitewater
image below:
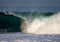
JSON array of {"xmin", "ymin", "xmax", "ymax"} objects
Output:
[{"xmin": 24, "ymin": 12, "xmax": 60, "ymax": 34}]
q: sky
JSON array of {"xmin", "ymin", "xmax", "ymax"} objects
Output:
[{"xmin": 0, "ymin": 0, "xmax": 60, "ymax": 12}]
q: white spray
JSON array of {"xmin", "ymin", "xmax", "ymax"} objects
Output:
[{"xmin": 25, "ymin": 12, "xmax": 60, "ymax": 34}]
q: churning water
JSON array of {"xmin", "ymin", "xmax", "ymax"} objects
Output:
[{"xmin": 0, "ymin": 11, "xmax": 60, "ymax": 34}]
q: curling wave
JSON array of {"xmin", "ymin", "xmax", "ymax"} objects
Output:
[{"xmin": 0, "ymin": 11, "xmax": 60, "ymax": 34}]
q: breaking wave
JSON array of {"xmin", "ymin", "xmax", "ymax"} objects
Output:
[
  {"xmin": 25, "ymin": 12, "xmax": 60, "ymax": 34},
  {"xmin": 0, "ymin": 10, "xmax": 60, "ymax": 34}
]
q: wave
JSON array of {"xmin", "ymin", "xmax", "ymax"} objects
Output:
[{"xmin": 0, "ymin": 10, "xmax": 60, "ymax": 34}]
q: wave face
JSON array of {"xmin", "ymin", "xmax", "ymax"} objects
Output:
[
  {"xmin": 0, "ymin": 11, "xmax": 24, "ymax": 33},
  {"xmin": 0, "ymin": 11, "xmax": 60, "ymax": 34}
]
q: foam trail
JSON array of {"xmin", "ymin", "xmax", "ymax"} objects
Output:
[{"xmin": 26, "ymin": 12, "xmax": 60, "ymax": 34}]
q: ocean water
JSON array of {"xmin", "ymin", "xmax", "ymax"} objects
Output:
[
  {"xmin": 0, "ymin": 11, "xmax": 23, "ymax": 33},
  {"xmin": 0, "ymin": 11, "xmax": 60, "ymax": 42},
  {"xmin": 0, "ymin": 11, "xmax": 60, "ymax": 34},
  {"xmin": 0, "ymin": 33, "xmax": 60, "ymax": 42}
]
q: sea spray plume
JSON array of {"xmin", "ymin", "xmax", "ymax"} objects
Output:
[
  {"xmin": 0, "ymin": 10, "xmax": 28, "ymax": 33},
  {"xmin": 25, "ymin": 12, "xmax": 60, "ymax": 34}
]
